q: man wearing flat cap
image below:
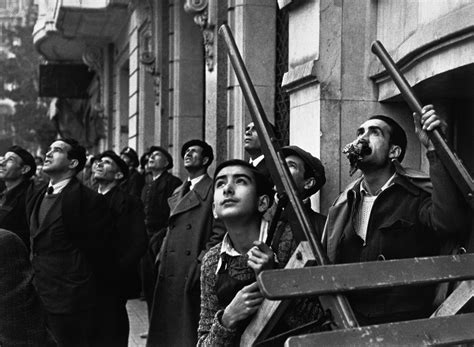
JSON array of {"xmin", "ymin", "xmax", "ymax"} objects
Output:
[
  {"xmin": 274, "ymin": 145, "xmax": 327, "ymax": 266},
  {"xmin": 0, "ymin": 145, "xmax": 36, "ymax": 248},
  {"xmin": 268, "ymin": 145, "xmax": 327, "ymax": 334},
  {"xmin": 120, "ymin": 146, "xmax": 145, "ymax": 198},
  {"xmin": 140, "ymin": 146, "xmax": 182, "ymax": 313},
  {"xmin": 93, "ymin": 150, "xmax": 147, "ymax": 346},
  {"xmin": 147, "ymin": 139, "xmax": 225, "ymax": 347}
]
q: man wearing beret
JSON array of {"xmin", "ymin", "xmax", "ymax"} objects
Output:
[
  {"xmin": 93, "ymin": 150, "xmax": 147, "ymax": 346},
  {"xmin": 0, "ymin": 145, "xmax": 36, "ymax": 249},
  {"xmin": 120, "ymin": 146, "xmax": 145, "ymax": 198},
  {"xmin": 147, "ymin": 139, "xmax": 225, "ymax": 347},
  {"xmin": 26, "ymin": 138, "xmax": 115, "ymax": 346},
  {"xmin": 140, "ymin": 146, "xmax": 182, "ymax": 314}
]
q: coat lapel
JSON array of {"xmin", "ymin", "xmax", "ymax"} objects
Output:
[{"xmin": 169, "ymin": 175, "xmax": 212, "ymax": 218}]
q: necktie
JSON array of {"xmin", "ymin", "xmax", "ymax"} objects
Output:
[
  {"xmin": 47, "ymin": 186, "xmax": 54, "ymax": 195},
  {"xmin": 182, "ymin": 181, "xmax": 191, "ymax": 196}
]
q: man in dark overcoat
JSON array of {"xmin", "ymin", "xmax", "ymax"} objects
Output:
[
  {"xmin": 147, "ymin": 139, "xmax": 225, "ymax": 347},
  {"xmin": 26, "ymin": 138, "xmax": 115, "ymax": 346},
  {"xmin": 140, "ymin": 146, "xmax": 182, "ymax": 313},
  {"xmin": 0, "ymin": 228, "xmax": 54, "ymax": 346},
  {"xmin": 0, "ymin": 146, "xmax": 36, "ymax": 248},
  {"xmin": 94, "ymin": 150, "xmax": 148, "ymax": 346}
]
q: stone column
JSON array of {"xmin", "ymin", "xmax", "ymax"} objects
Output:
[
  {"xmin": 226, "ymin": 0, "xmax": 276, "ymax": 160},
  {"xmin": 169, "ymin": 0, "xmax": 205, "ymax": 178}
]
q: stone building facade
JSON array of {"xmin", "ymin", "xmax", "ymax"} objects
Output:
[{"xmin": 33, "ymin": 0, "xmax": 473, "ymax": 213}]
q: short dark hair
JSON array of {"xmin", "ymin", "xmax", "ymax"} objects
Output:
[
  {"xmin": 181, "ymin": 139, "xmax": 214, "ymax": 168},
  {"xmin": 214, "ymin": 159, "xmax": 274, "ymax": 206},
  {"xmin": 369, "ymin": 115, "xmax": 407, "ymax": 163},
  {"xmin": 58, "ymin": 138, "xmax": 87, "ymax": 173}
]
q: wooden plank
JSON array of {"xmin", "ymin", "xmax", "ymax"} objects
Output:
[
  {"xmin": 258, "ymin": 254, "xmax": 474, "ymax": 299},
  {"xmin": 431, "ymin": 280, "xmax": 474, "ymax": 317},
  {"xmin": 240, "ymin": 242, "xmax": 315, "ymax": 346},
  {"xmin": 285, "ymin": 313, "xmax": 474, "ymax": 346}
]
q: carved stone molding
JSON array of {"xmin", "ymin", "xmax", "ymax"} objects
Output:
[
  {"xmin": 184, "ymin": 0, "xmax": 216, "ymax": 72},
  {"xmin": 82, "ymin": 46, "xmax": 103, "ymax": 79}
]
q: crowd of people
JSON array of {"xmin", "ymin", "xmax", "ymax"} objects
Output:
[{"xmin": 0, "ymin": 104, "xmax": 469, "ymax": 346}]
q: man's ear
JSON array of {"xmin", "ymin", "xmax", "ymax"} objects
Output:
[
  {"xmin": 115, "ymin": 171, "xmax": 124, "ymax": 181},
  {"xmin": 212, "ymin": 202, "xmax": 218, "ymax": 219},
  {"xmin": 304, "ymin": 177, "xmax": 316, "ymax": 192},
  {"xmin": 69, "ymin": 159, "xmax": 79, "ymax": 170},
  {"xmin": 257, "ymin": 195, "xmax": 270, "ymax": 213},
  {"xmin": 21, "ymin": 165, "xmax": 32, "ymax": 176},
  {"xmin": 389, "ymin": 145, "xmax": 402, "ymax": 160},
  {"xmin": 202, "ymin": 156, "xmax": 209, "ymax": 167}
]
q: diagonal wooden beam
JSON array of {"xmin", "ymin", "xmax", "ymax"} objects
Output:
[
  {"xmin": 285, "ymin": 313, "xmax": 474, "ymax": 346},
  {"xmin": 431, "ymin": 280, "xmax": 474, "ymax": 317},
  {"xmin": 258, "ymin": 254, "xmax": 474, "ymax": 300}
]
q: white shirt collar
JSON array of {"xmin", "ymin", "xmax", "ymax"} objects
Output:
[
  {"xmin": 216, "ymin": 219, "xmax": 269, "ymax": 274},
  {"xmin": 360, "ymin": 173, "xmax": 396, "ymax": 196},
  {"xmin": 48, "ymin": 178, "xmax": 72, "ymax": 195},
  {"xmin": 249, "ymin": 155, "xmax": 264, "ymax": 167},
  {"xmin": 189, "ymin": 174, "xmax": 206, "ymax": 190},
  {"xmin": 98, "ymin": 184, "xmax": 116, "ymax": 195}
]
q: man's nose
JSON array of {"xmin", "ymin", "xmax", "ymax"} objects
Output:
[{"xmin": 223, "ymin": 182, "xmax": 234, "ymax": 194}]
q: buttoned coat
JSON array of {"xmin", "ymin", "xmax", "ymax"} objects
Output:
[
  {"xmin": 147, "ymin": 174, "xmax": 225, "ymax": 347},
  {"xmin": 0, "ymin": 228, "xmax": 53, "ymax": 347},
  {"xmin": 26, "ymin": 177, "xmax": 115, "ymax": 314}
]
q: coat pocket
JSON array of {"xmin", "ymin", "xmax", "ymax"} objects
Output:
[{"xmin": 378, "ymin": 219, "xmax": 416, "ymax": 260}]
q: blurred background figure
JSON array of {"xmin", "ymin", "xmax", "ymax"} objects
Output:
[{"xmin": 120, "ymin": 147, "xmax": 145, "ymax": 198}]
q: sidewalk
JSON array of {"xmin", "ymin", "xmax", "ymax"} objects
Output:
[{"xmin": 127, "ymin": 299, "xmax": 149, "ymax": 347}]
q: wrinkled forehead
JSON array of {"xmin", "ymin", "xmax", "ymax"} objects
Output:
[
  {"xmin": 50, "ymin": 140, "xmax": 71, "ymax": 151},
  {"xmin": 185, "ymin": 145, "xmax": 204, "ymax": 153},
  {"xmin": 359, "ymin": 118, "xmax": 391, "ymax": 132},
  {"xmin": 4, "ymin": 151, "xmax": 22, "ymax": 162}
]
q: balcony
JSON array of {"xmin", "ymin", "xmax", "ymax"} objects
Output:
[{"xmin": 33, "ymin": 0, "xmax": 129, "ymax": 61}]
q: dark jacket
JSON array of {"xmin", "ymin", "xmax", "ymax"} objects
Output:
[
  {"xmin": 147, "ymin": 174, "xmax": 225, "ymax": 347},
  {"xmin": 0, "ymin": 179, "xmax": 34, "ymax": 248},
  {"xmin": 121, "ymin": 168, "xmax": 145, "ymax": 198},
  {"xmin": 322, "ymin": 152, "xmax": 467, "ymax": 323},
  {"xmin": 26, "ymin": 177, "xmax": 115, "ymax": 314},
  {"xmin": 104, "ymin": 185, "xmax": 147, "ymax": 299},
  {"xmin": 0, "ymin": 229, "xmax": 54, "ymax": 347},
  {"xmin": 141, "ymin": 171, "xmax": 182, "ymax": 255}
]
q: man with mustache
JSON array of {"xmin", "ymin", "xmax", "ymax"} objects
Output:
[{"xmin": 322, "ymin": 105, "xmax": 468, "ymax": 325}]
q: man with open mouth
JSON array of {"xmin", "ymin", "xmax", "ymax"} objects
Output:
[{"xmin": 322, "ymin": 105, "xmax": 468, "ymax": 326}]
